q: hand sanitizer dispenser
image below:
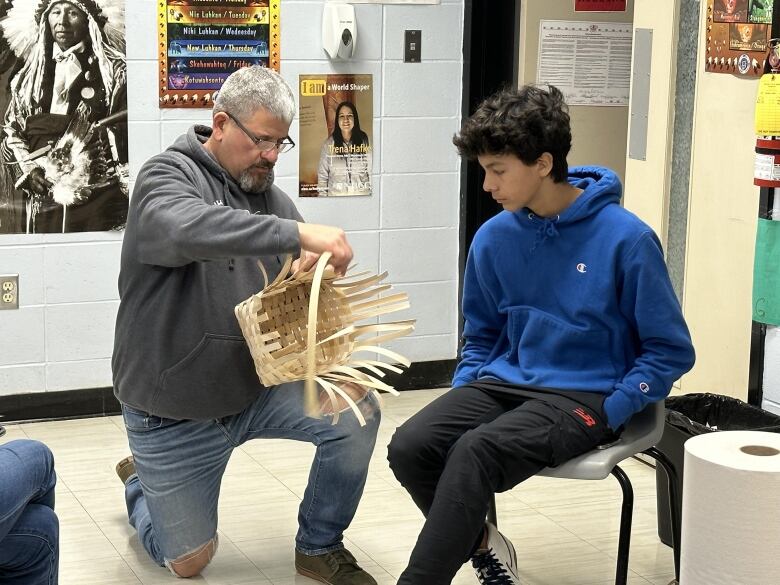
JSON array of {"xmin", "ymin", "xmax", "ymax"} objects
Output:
[{"xmin": 323, "ymin": 3, "xmax": 356, "ymax": 60}]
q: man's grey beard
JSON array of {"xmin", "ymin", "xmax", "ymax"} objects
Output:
[{"xmin": 238, "ymin": 167, "xmax": 274, "ymax": 193}]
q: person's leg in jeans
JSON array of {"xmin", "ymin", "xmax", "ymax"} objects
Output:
[
  {"xmin": 0, "ymin": 439, "xmax": 59, "ymax": 585},
  {"xmin": 226, "ymin": 380, "xmax": 380, "ymax": 555},
  {"xmin": 121, "ymin": 406, "xmax": 230, "ymax": 577},
  {"xmin": 121, "ymin": 381, "xmax": 379, "ymax": 578},
  {"xmin": 389, "ymin": 391, "xmax": 613, "ymax": 585}
]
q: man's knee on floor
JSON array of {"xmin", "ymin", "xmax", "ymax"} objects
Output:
[{"xmin": 166, "ymin": 536, "xmax": 218, "ymax": 578}]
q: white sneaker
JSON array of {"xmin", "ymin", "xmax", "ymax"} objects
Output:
[{"xmin": 471, "ymin": 523, "xmax": 520, "ymax": 585}]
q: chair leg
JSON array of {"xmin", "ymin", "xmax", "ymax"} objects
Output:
[
  {"xmin": 611, "ymin": 465, "xmax": 634, "ymax": 585},
  {"xmin": 487, "ymin": 492, "xmax": 497, "ymax": 527},
  {"xmin": 644, "ymin": 447, "xmax": 681, "ymax": 583}
]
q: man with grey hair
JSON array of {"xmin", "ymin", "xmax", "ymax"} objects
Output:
[{"xmin": 111, "ymin": 66, "xmax": 379, "ymax": 584}]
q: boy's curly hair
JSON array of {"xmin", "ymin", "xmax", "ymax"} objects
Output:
[{"xmin": 453, "ymin": 85, "xmax": 572, "ymax": 183}]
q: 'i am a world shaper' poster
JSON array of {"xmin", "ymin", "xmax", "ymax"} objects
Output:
[{"xmin": 298, "ymin": 74, "xmax": 373, "ymax": 197}]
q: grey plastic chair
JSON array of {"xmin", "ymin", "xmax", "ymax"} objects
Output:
[{"xmin": 487, "ymin": 400, "xmax": 681, "ymax": 585}]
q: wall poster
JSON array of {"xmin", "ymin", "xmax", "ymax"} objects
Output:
[
  {"xmin": 705, "ymin": 0, "xmax": 773, "ymax": 76},
  {"xmin": 0, "ymin": 0, "xmax": 129, "ymax": 235},
  {"xmin": 298, "ymin": 74, "xmax": 373, "ymax": 198},
  {"xmin": 158, "ymin": 0, "xmax": 279, "ymax": 108},
  {"xmin": 537, "ymin": 20, "xmax": 632, "ymax": 106}
]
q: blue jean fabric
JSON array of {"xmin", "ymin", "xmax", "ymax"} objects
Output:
[
  {"xmin": 122, "ymin": 381, "xmax": 379, "ymax": 566},
  {"xmin": 0, "ymin": 440, "xmax": 59, "ymax": 585}
]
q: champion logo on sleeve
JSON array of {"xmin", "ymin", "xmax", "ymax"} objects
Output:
[{"xmin": 639, "ymin": 382, "xmax": 650, "ymax": 393}]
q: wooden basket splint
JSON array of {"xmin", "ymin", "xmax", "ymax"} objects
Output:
[{"xmin": 235, "ymin": 252, "xmax": 415, "ymax": 425}]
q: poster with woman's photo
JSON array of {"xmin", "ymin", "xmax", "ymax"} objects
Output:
[
  {"xmin": 0, "ymin": 0, "xmax": 128, "ymax": 234},
  {"xmin": 298, "ymin": 74, "xmax": 373, "ymax": 197}
]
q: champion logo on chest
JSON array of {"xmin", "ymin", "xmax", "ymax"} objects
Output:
[{"xmin": 576, "ymin": 262, "xmax": 587, "ymax": 274}]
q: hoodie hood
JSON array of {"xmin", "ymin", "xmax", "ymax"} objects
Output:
[
  {"xmin": 523, "ymin": 166, "xmax": 623, "ymax": 252},
  {"xmin": 560, "ymin": 165, "xmax": 622, "ymax": 224}
]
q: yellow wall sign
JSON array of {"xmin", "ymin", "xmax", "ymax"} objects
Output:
[
  {"xmin": 158, "ymin": 0, "xmax": 280, "ymax": 108},
  {"xmin": 755, "ymin": 74, "xmax": 780, "ymax": 135}
]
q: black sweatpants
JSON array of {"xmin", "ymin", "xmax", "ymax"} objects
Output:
[{"xmin": 387, "ymin": 381, "xmax": 618, "ymax": 585}]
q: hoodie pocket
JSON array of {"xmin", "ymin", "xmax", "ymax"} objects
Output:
[
  {"xmin": 155, "ymin": 334, "xmax": 260, "ymax": 419},
  {"xmin": 507, "ymin": 307, "xmax": 618, "ymax": 383}
]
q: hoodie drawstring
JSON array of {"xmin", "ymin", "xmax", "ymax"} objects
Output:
[
  {"xmin": 221, "ymin": 182, "xmax": 235, "ymax": 271},
  {"xmin": 529, "ymin": 213, "xmax": 560, "ymax": 252}
]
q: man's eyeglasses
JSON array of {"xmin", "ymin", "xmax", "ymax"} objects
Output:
[{"xmin": 224, "ymin": 112, "xmax": 295, "ymax": 154}]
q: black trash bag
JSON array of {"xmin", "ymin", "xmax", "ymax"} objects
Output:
[
  {"xmin": 656, "ymin": 393, "xmax": 780, "ymax": 548},
  {"xmin": 665, "ymin": 392, "xmax": 780, "ymax": 435}
]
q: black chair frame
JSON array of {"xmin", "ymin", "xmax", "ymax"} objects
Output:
[{"xmin": 487, "ymin": 448, "xmax": 681, "ymax": 585}]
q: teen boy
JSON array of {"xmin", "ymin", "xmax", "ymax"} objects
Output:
[{"xmin": 387, "ymin": 85, "xmax": 695, "ymax": 585}]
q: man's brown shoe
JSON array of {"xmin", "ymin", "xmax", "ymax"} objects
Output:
[
  {"xmin": 116, "ymin": 455, "xmax": 136, "ymax": 485},
  {"xmin": 295, "ymin": 548, "xmax": 377, "ymax": 585}
]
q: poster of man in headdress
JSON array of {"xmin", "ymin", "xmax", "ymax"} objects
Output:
[{"xmin": 0, "ymin": 0, "xmax": 128, "ymax": 234}]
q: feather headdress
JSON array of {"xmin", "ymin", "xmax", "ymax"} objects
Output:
[
  {"xmin": 2, "ymin": 0, "xmax": 125, "ymax": 119},
  {"xmin": 0, "ymin": 0, "xmax": 125, "ymax": 60}
]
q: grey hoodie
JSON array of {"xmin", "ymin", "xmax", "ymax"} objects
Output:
[{"xmin": 112, "ymin": 125, "xmax": 302, "ymax": 420}]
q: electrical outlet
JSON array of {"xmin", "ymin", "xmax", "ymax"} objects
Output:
[{"xmin": 0, "ymin": 274, "xmax": 18, "ymax": 310}]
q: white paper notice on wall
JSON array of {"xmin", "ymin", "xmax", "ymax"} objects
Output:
[{"xmin": 537, "ymin": 20, "xmax": 633, "ymax": 106}]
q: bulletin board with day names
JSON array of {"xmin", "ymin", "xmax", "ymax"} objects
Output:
[
  {"xmin": 158, "ymin": 0, "xmax": 280, "ymax": 108},
  {"xmin": 705, "ymin": 0, "xmax": 773, "ymax": 76}
]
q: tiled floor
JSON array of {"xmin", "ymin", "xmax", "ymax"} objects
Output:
[{"xmin": 1, "ymin": 389, "xmax": 676, "ymax": 585}]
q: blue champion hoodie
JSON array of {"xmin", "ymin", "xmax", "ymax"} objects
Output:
[{"xmin": 453, "ymin": 166, "xmax": 695, "ymax": 429}]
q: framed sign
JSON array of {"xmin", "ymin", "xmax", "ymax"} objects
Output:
[
  {"xmin": 158, "ymin": 0, "xmax": 280, "ymax": 108},
  {"xmin": 705, "ymin": 0, "xmax": 773, "ymax": 76},
  {"xmin": 0, "ymin": 0, "xmax": 129, "ymax": 234}
]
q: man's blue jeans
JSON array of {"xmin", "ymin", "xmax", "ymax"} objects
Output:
[
  {"xmin": 0, "ymin": 440, "xmax": 59, "ymax": 585},
  {"xmin": 122, "ymin": 381, "xmax": 380, "ymax": 568}
]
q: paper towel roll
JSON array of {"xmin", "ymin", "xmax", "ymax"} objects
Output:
[{"xmin": 680, "ymin": 430, "xmax": 780, "ymax": 585}]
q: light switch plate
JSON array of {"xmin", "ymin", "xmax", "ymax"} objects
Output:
[{"xmin": 404, "ymin": 30, "xmax": 421, "ymax": 63}]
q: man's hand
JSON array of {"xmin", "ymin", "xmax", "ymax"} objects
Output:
[
  {"xmin": 24, "ymin": 167, "xmax": 53, "ymax": 196},
  {"xmin": 291, "ymin": 250, "xmax": 320, "ymax": 274},
  {"xmin": 297, "ymin": 222, "xmax": 353, "ymax": 275}
]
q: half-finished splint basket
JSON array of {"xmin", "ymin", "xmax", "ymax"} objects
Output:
[{"xmin": 235, "ymin": 252, "xmax": 415, "ymax": 425}]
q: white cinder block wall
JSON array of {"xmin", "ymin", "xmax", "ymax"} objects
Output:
[{"xmin": 0, "ymin": 0, "xmax": 464, "ymax": 397}]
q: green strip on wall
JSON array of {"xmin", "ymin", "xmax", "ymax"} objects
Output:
[{"xmin": 753, "ymin": 218, "xmax": 780, "ymax": 326}]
